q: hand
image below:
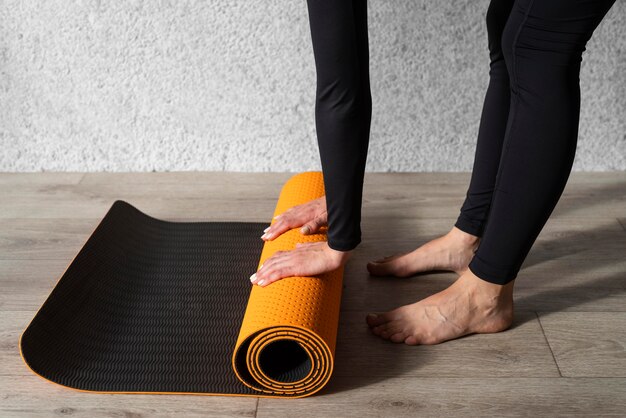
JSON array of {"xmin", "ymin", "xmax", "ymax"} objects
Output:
[
  {"xmin": 249, "ymin": 241, "xmax": 351, "ymax": 287},
  {"xmin": 261, "ymin": 196, "xmax": 327, "ymax": 241}
]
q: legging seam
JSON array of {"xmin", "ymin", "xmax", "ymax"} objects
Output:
[
  {"xmin": 510, "ymin": 0, "xmax": 534, "ymax": 93},
  {"xmin": 492, "ymin": 0, "xmax": 535, "ymax": 194}
]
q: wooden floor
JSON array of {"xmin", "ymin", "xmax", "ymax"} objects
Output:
[{"xmin": 1, "ymin": 171, "xmax": 625, "ymax": 417}]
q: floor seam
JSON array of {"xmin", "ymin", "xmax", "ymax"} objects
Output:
[
  {"xmin": 253, "ymin": 397, "xmax": 259, "ymax": 418},
  {"xmin": 535, "ymin": 311, "xmax": 563, "ymax": 377}
]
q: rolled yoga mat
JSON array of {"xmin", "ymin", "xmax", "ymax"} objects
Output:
[{"xmin": 19, "ymin": 171, "xmax": 344, "ymax": 398}]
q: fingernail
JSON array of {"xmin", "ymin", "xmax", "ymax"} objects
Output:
[
  {"xmin": 263, "ymin": 227, "xmax": 270, "ymax": 232},
  {"xmin": 301, "ymin": 226, "xmax": 310, "ymax": 234},
  {"xmin": 249, "ymin": 273, "xmax": 256, "ymax": 283},
  {"xmin": 367, "ymin": 313, "xmax": 378, "ymax": 319},
  {"xmin": 257, "ymin": 280, "xmax": 265, "ymax": 286},
  {"xmin": 259, "ymin": 264, "xmax": 264, "ymax": 270},
  {"xmin": 273, "ymin": 215, "xmax": 281, "ymax": 220},
  {"xmin": 261, "ymin": 234, "xmax": 267, "ymax": 239}
]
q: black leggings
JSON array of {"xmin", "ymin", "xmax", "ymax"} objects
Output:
[{"xmin": 305, "ymin": 0, "xmax": 616, "ymax": 284}]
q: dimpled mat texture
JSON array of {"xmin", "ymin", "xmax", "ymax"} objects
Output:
[{"xmin": 19, "ymin": 171, "xmax": 344, "ymax": 398}]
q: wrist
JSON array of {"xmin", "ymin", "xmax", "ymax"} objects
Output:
[{"xmin": 325, "ymin": 243, "xmax": 353, "ymax": 265}]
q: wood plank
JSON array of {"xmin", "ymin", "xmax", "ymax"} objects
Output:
[
  {"xmin": 539, "ymin": 312, "xmax": 626, "ymax": 377},
  {"xmin": 362, "ymin": 171, "xmax": 626, "ymax": 186},
  {"xmin": 79, "ymin": 171, "xmax": 293, "ymax": 186},
  {"xmin": 3, "ymin": 255, "xmax": 625, "ymax": 314},
  {"xmin": 359, "ymin": 182, "xmax": 626, "ymax": 219},
  {"xmin": 2, "ymin": 310, "xmax": 46, "ymax": 377},
  {"xmin": 1, "ymin": 311, "xmax": 556, "ymax": 384},
  {"xmin": 0, "ymin": 377, "xmax": 257, "ymax": 418},
  {"xmin": 258, "ymin": 377, "xmax": 626, "ymax": 418},
  {"xmin": 0, "ymin": 196, "xmax": 281, "ymax": 220},
  {"xmin": 2, "ymin": 214, "xmax": 624, "ymax": 312},
  {"xmin": 333, "ymin": 311, "xmax": 558, "ymax": 378},
  {"xmin": 359, "ymin": 217, "xmax": 626, "ymax": 265},
  {"xmin": 0, "ymin": 172, "xmax": 289, "ymax": 219},
  {"xmin": 342, "ymin": 215, "xmax": 626, "ymax": 313},
  {"xmin": 340, "ymin": 268, "xmax": 626, "ymax": 314},
  {"xmin": 2, "ymin": 215, "xmax": 622, "ymax": 261},
  {"xmin": 0, "ymin": 219, "xmax": 101, "ymax": 260},
  {"xmin": 1, "ymin": 171, "xmax": 624, "ymax": 219},
  {"xmin": 0, "ymin": 172, "xmax": 84, "ymax": 186}
]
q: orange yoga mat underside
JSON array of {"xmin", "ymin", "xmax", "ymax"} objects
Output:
[{"xmin": 232, "ymin": 171, "xmax": 343, "ymax": 396}]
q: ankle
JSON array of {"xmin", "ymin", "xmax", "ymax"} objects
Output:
[
  {"xmin": 462, "ymin": 269, "xmax": 514, "ymax": 305},
  {"xmin": 449, "ymin": 226, "xmax": 480, "ymax": 248}
]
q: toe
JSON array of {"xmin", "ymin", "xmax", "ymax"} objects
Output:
[
  {"xmin": 366, "ymin": 312, "xmax": 391, "ymax": 327},
  {"xmin": 371, "ymin": 324, "xmax": 386, "ymax": 336},
  {"xmin": 390, "ymin": 332, "xmax": 408, "ymax": 343},
  {"xmin": 372, "ymin": 319, "xmax": 406, "ymax": 341},
  {"xmin": 404, "ymin": 335, "xmax": 419, "ymax": 345},
  {"xmin": 367, "ymin": 255, "xmax": 408, "ymax": 277},
  {"xmin": 378, "ymin": 328, "xmax": 392, "ymax": 339}
]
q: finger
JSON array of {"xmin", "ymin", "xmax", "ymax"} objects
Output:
[
  {"xmin": 262, "ymin": 218, "xmax": 293, "ymax": 241},
  {"xmin": 263, "ymin": 208, "xmax": 310, "ymax": 240},
  {"xmin": 273, "ymin": 250, "xmax": 295, "ymax": 261},
  {"xmin": 253, "ymin": 252, "xmax": 289, "ymax": 282},
  {"xmin": 255, "ymin": 261, "xmax": 295, "ymax": 287},
  {"xmin": 295, "ymin": 241, "xmax": 321, "ymax": 249}
]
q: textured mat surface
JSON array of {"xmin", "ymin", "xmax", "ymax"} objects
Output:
[{"xmin": 19, "ymin": 171, "xmax": 344, "ymax": 398}]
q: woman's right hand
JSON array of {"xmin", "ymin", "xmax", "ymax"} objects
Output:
[{"xmin": 261, "ymin": 196, "xmax": 328, "ymax": 241}]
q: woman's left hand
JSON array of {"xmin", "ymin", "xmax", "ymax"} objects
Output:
[{"xmin": 249, "ymin": 241, "xmax": 351, "ymax": 287}]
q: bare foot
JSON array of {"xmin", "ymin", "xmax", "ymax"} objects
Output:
[
  {"xmin": 367, "ymin": 226, "xmax": 480, "ymax": 277},
  {"xmin": 365, "ymin": 269, "xmax": 514, "ymax": 345}
]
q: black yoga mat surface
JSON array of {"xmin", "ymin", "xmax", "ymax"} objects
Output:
[{"xmin": 20, "ymin": 200, "xmax": 263, "ymax": 395}]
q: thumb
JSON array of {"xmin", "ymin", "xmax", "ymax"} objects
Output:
[{"xmin": 300, "ymin": 217, "xmax": 324, "ymax": 235}]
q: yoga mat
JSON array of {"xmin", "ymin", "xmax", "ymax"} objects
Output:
[{"xmin": 19, "ymin": 171, "xmax": 344, "ymax": 398}]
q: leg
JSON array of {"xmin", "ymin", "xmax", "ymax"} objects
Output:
[
  {"xmin": 368, "ymin": 0, "xmax": 515, "ymax": 277},
  {"xmin": 307, "ymin": 0, "xmax": 372, "ymax": 251},
  {"xmin": 469, "ymin": 0, "xmax": 617, "ymax": 284},
  {"xmin": 454, "ymin": 0, "xmax": 516, "ymax": 237},
  {"xmin": 367, "ymin": 0, "xmax": 616, "ymax": 345},
  {"xmin": 250, "ymin": 1, "xmax": 370, "ymax": 287}
]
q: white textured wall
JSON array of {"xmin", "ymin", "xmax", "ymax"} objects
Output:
[{"xmin": 1, "ymin": 0, "xmax": 624, "ymax": 172}]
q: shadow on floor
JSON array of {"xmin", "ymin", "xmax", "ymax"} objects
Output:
[{"xmin": 322, "ymin": 178, "xmax": 626, "ymax": 394}]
